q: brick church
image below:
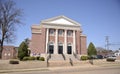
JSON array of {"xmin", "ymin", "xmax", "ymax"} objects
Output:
[{"xmin": 30, "ymin": 15, "xmax": 87, "ymax": 57}]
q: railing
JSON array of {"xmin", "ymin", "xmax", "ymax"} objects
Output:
[
  {"xmin": 69, "ymin": 58, "xmax": 73, "ymax": 66},
  {"xmin": 47, "ymin": 53, "xmax": 51, "ymax": 67},
  {"xmin": 73, "ymin": 52, "xmax": 80, "ymax": 60},
  {"xmin": 62, "ymin": 53, "xmax": 66, "ymax": 60}
]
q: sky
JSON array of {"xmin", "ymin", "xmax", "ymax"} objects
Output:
[{"xmin": 11, "ymin": 0, "xmax": 120, "ymax": 50}]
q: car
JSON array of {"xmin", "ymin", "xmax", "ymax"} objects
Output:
[
  {"xmin": 107, "ymin": 56, "xmax": 116, "ymax": 60},
  {"xmin": 97, "ymin": 55, "xmax": 103, "ymax": 59}
]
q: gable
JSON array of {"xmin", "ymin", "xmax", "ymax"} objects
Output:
[
  {"xmin": 50, "ymin": 18, "xmax": 74, "ymax": 25},
  {"xmin": 41, "ymin": 15, "xmax": 81, "ymax": 26}
]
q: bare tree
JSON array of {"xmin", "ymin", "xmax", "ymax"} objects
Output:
[{"xmin": 0, "ymin": 0, "xmax": 23, "ymax": 58}]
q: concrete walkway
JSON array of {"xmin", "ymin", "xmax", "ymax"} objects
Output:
[
  {"xmin": 0, "ymin": 64, "xmax": 97, "ymax": 73},
  {"xmin": 0, "ymin": 59, "xmax": 120, "ymax": 73}
]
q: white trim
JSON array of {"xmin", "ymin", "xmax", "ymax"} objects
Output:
[
  {"xmin": 54, "ymin": 29, "xmax": 58, "ymax": 54},
  {"xmin": 41, "ymin": 15, "xmax": 81, "ymax": 26},
  {"xmin": 46, "ymin": 28, "xmax": 49, "ymax": 53},
  {"xmin": 64, "ymin": 30, "xmax": 67, "ymax": 54},
  {"xmin": 73, "ymin": 30, "xmax": 76, "ymax": 54},
  {"xmin": 42, "ymin": 23, "xmax": 81, "ymax": 31}
]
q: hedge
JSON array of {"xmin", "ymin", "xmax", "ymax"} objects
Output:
[
  {"xmin": 39, "ymin": 57, "xmax": 45, "ymax": 61},
  {"xmin": 22, "ymin": 56, "xmax": 36, "ymax": 61},
  {"xmin": 22, "ymin": 56, "xmax": 45, "ymax": 61},
  {"xmin": 81, "ymin": 56, "xmax": 88, "ymax": 61},
  {"xmin": 9, "ymin": 59, "xmax": 19, "ymax": 64}
]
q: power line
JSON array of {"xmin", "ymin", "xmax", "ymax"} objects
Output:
[{"xmin": 105, "ymin": 36, "xmax": 120, "ymax": 50}]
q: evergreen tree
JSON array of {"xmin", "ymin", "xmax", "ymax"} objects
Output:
[
  {"xmin": 88, "ymin": 42, "xmax": 97, "ymax": 56},
  {"xmin": 18, "ymin": 41, "xmax": 29, "ymax": 60}
]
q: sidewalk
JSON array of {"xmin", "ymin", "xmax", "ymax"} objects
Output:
[
  {"xmin": 0, "ymin": 64, "xmax": 97, "ymax": 73},
  {"xmin": 0, "ymin": 59, "xmax": 120, "ymax": 73}
]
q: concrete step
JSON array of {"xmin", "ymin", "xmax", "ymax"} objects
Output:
[
  {"xmin": 48, "ymin": 54, "xmax": 80, "ymax": 62},
  {"xmin": 65, "ymin": 55, "xmax": 80, "ymax": 61},
  {"xmin": 49, "ymin": 54, "xmax": 65, "ymax": 61},
  {"xmin": 48, "ymin": 60, "xmax": 90, "ymax": 67}
]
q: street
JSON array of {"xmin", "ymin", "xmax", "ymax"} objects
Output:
[{"xmin": 1, "ymin": 66, "xmax": 120, "ymax": 74}]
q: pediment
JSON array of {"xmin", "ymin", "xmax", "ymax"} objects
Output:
[{"xmin": 41, "ymin": 15, "xmax": 81, "ymax": 26}]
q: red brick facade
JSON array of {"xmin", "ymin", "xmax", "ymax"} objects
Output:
[{"xmin": 2, "ymin": 46, "xmax": 18, "ymax": 60}]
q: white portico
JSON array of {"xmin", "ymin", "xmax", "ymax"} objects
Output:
[{"xmin": 41, "ymin": 15, "xmax": 81, "ymax": 54}]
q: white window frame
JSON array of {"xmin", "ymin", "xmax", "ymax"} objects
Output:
[
  {"xmin": 49, "ymin": 29, "xmax": 55, "ymax": 36},
  {"xmin": 67, "ymin": 30, "xmax": 73, "ymax": 37},
  {"xmin": 58, "ymin": 29, "xmax": 63, "ymax": 36}
]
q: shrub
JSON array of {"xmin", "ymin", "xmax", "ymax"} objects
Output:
[
  {"xmin": 39, "ymin": 57, "xmax": 45, "ymax": 61},
  {"xmin": 81, "ymin": 56, "xmax": 88, "ymax": 61},
  {"xmin": 18, "ymin": 42, "xmax": 29, "ymax": 60},
  {"xmin": 22, "ymin": 57, "xmax": 29, "ymax": 61},
  {"xmin": 9, "ymin": 59, "xmax": 19, "ymax": 64},
  {"xmin": 106, "ymin": 58, "xmax": 115, "ymax": 62},
  {"xmin": 29, "ymin": 56, "xmax": 36, "ymax": 60},
  {"xmin": 36, "ymin": 56, "xmax": 40, "ymax": 60}
]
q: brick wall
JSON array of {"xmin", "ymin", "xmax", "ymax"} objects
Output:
[
  {"xmin": 30, "ymin": 27, "xmax": 46, "ymax": 56},
  {"xmin": 2, "ymin": 46, "xmax": 17, "ymax": 60},
  {"xmin": 80, "ymin": 35, "xmax": 87, "ymax": 55}
]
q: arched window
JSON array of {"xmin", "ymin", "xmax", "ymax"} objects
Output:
[
  {"xmin": 67, "ymin": 43, "xmax": 72, "ymax": 54},
  {"xmin": 48, "ymin": 42, "xmax": 54, "ymax": 54},
  {"xmin": 58, "ymin": 42, "xmax": 63, "ymax": 54}
]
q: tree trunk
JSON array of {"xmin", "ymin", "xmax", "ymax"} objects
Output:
[
  {"xmin": 0, "ymin": 38, "xmax": 4, "ymax": 59},
  {"xmin": 0, "ymin": 46, "xmax": 3, "ymax": 59}
]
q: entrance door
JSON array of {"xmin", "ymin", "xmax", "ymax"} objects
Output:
[
  {"xmin": 67, "ymin": 46, "xmax": 72, "ymax": 54},
  {"xmin": 49, "ymin": 45, "xmax": 54, "ymax": 54},
  {"xmin": 58, "ymin": 46, "xmax": 63, "ymax": 54}
]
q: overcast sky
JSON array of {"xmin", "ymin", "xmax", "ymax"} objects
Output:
[{"xmin": 12, "ymin": 0, "xmax": 120, "ymax": 50}]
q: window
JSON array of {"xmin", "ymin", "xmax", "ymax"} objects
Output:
[
  {"xmin": 49, "ymin": 29, "xmax": 54, "ymax": 35},
  {"xmin": 67, "ymin": 30, "xmax": 72, "ymax": 36},
  {"xmin": 8, "ymin": 53, "xmax": 10, "ymax": 56},
  {"xmin": 58, "ymin": 29, "xmax": 63, "ymax": 36},
  {"xmin": 4, "ymin": 53, "xmax": 7, "ymax": 56}
]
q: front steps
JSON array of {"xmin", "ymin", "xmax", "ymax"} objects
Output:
[
  {"xmin": 47, "ymin": 54, "xmax": 89, "ymax": 67},
  {"xmin": 48, "ymin": 54, "xmax": 80, "ymax": 61},
  {"xmin": 49, "ymin": 54, "xmax": 65, "ymax": 61},
  {"xmin": 48, "ymin": 60, "xmax": 90, "ymax": 67}
]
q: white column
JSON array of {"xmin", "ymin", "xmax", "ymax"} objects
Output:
[
  {"xmin": 54, "ymin": 29, "xmax": 58, "ymax": 54},
  {"xmin": 64, "ymin": 29, "xmax": 67, "ymax": 54},
  {"xmin": 73, "ymin": 30, "xmax": 76, "ymax": 54},
  {"xmin": 46, "ymin": 28, "xmax": 49, "ymax": 53}
]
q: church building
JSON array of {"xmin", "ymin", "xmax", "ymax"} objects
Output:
[{"xmin": 30, "ymin": 15, "xmax": 87, "ymax": 57}]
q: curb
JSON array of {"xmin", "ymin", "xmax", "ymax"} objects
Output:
[{"xmin": 0, "ymin": 68, "xmax": 49, "ymax": 73}]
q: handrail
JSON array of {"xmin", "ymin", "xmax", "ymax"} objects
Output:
[
  {"xmin": 47, "ymin": 53, "xmax": 51, "ymax": 67},
  {"xmin": 62, "ymin": 53, "xmax": 66, "ymax": 60},
  {"xmin": 73, "ymin": 52, "xmax": 80, "ymax": 60},
  {"xmin": 73, "ymin": 52, "xmax": 77, "ymax": 58},
  {"xmin": 69, "ymin": 58, "xmax": 73, "ymax": 66}
]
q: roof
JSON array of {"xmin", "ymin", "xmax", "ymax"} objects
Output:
[{"xmin": 41, "ymin": 15, "xmax": 81, "ymax": 27}]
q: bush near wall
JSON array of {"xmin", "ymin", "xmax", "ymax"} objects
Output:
[
  {"xmin": 36, "ymin": 56, "xmax": 40, "ymax": 60},
  {"xmin": 22, "ymin": 56, "xmax": 45, "ymax": 61},
  {"xmin": 22, "ymin": 57, "xmax": 36, "ymax": 61},
  {"xmin": 39, "ymin": 57, "xmax": 45, "ymax": 61},
  {"xmin": 9, "ymin": 59, "xmax": 19, "ymax": 64},
  {"xmin": 29, "ymin": 56, "xmax": 36, "ymax": 60},
  {"xmin": 81, "ymin": 56, "xmax": 88, "ymax": 61},
  {"xmin": 22, "ymin": 57, "xmax": 29, "ymax": 61}
]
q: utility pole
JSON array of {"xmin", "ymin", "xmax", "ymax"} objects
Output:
[{"xmin": 105, "ymin": 36, "xmax": 109, "ymax": 50}]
